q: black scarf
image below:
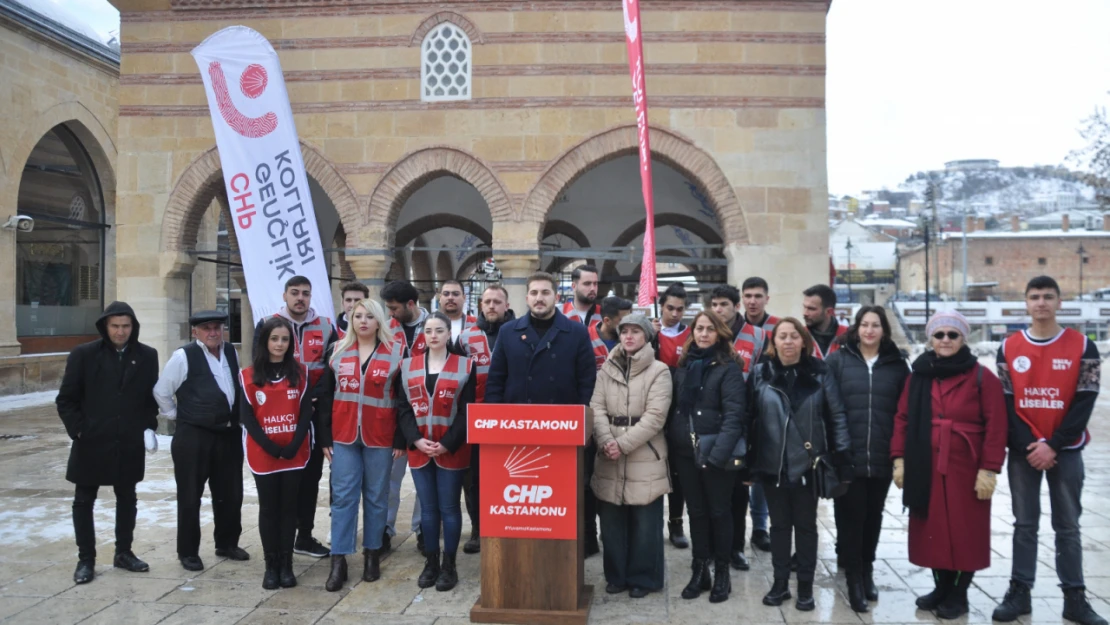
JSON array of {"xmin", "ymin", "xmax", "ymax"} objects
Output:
[
  {"xmin": 678, "ymin": 346, "xmax": 716, "ymax": 415},
  {"xmin": 903, "ymin": 345, "xmax": 978, "ymax": 516}
]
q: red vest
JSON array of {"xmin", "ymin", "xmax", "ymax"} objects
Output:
[
  {"xmin": 329, "ymin": 340, "xmax": 404, "ymax": 447},
  {"xmin": 239, "ymin": 366, "xmax": 312, "ymax": 475},
  {"xmin": 389, "ymin": 316, "xmax": 427, "ymax": 357},
  {"xmin": 1003, "ymin": 329, "xmax": 1088, "ymax": 448},
  {"xmin": 458, "ymin": 325, "xmax": 492, "ymax": 402},
  {"xmin": 587, "ymin": 320, "xmax": 611, "ymax": 371},
  {"xmin": 812, "ymin": 323, "xmax": 849, "ymax": 360},
  {"xmin": 562, "ymin": 301, "xmax": 600, "ymax": 324},
  {"xmin": 732, "ymin": 321, "xmax": 766, "ymax": 377},
  {"xmin": 751, "ymin": 314, "xmax": 781, "ymax": 332},
  {"xmin": 401, "ymin": 353, "xmax": 472, "ymax": 470},
  {"xmin": 657, "ymin": 324, "xmax": 691, "ymax": 368},
  {"xmin": 275, "ymin": 313, "xmax": 333, "ymax": 391}
]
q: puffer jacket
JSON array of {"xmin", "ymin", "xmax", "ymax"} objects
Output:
[
  {"xmin": 665, "ymin": 349, "xmax": 747, "ymax": 469},
  {"xmin": 590, "ymin": 345, "xmax": 673, "ymax": 506},
  {"xmin": 748, "ymin": 355, "xmax": 852, "ymax": 485},
  {"xmin": 824, "ymin": 341, "xmax": 910, "ymax": 479}
]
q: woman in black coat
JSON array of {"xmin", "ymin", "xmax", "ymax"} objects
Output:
[
  {"xmin": 666, "ymin": 311, "xmax": 746, "ymax": 604},
  {"xmin": 825, "ymin": 306, "xmax": 909, "ymax": 612},
  {"xmin": 749, "ymin": 317, "xmax": 852, "ymax": 612},
  {"xmin": 55, "ymin": 301, "xmax": 160, "ymax": 583}
]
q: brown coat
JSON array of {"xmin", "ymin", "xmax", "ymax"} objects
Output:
[{"xmin": 589, "ymin": 345, "xmax": 673, "ymax": 506}]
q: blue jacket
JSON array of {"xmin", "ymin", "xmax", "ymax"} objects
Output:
[{"xmin": 485, "ymin": 310, "xmax": 597, "ymax": 406}]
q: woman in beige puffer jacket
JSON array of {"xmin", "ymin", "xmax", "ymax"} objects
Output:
[{"xmin": 590, "ymin": 314, "xmax": 673, "ymax": 598}]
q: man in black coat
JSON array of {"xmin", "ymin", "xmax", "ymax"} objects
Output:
[{"xmin": 56, "ymin": 301, "xmax": 160, "ymax": 584}]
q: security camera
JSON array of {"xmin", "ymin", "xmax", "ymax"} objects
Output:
[{"xmin": 2, "ymin": 216, "xmax": 33, "ymax": 232}]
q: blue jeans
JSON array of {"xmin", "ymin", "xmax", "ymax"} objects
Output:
[
  {"xmin": 598, "ymin": 498, "xmax": 665, "ymax": 590},
  {"xmin": 1009, "ymin": 449, "xmax": 1085, "ymax": 590},
  {"xmin": 387, "ymin": 454, "xmax": 422, "ymax": 537},
  {"xmin": 329, "ymin": 439, "xmax": 392, "ymax": 555},
  {"xmin": 411, "ymin": 462, "xmax": 465, "ymax": 555},
  {"xmin": 750, "ymin": 483, "xmax": 769, "ymax": 532}
]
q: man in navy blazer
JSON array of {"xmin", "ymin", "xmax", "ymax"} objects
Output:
[{"xmin": 485, "ymin": 270, "xmax": 599, "ymax": 554}]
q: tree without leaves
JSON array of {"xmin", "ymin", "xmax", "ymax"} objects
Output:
[{"xmin": 1069, "ymin": 98, "xmax": 1110, "ymax": 209}]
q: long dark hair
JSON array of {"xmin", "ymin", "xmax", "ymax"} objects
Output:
[
  {"xmin": 678, "ymin": 311, "xmax": 739, "ymax": 365},
  {"xmin": 426, "ymin": 311, "xmax": 467, "ymax": 356},
  {"xmin": 252, "ymin": 317, "xmax": 301, "ymax": 387},
  {"xmin": 839, "ymin": 305, "xmax": 894, "ymax": 348}
]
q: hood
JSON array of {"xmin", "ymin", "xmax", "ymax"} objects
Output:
[
  {"xmin": 96, "ymin": 301, "xmax": 140, "ymax": 345},
  {"xmin": 277, "ymin": 305, "xmax": 319, "ymax": 327},
  {"xmin": 602, "ymin": 343, "xmax": 656, "ymax": 382},
  {"xmin": 477, "ymin": 308, "xmax": 517, "ymax": 334}
]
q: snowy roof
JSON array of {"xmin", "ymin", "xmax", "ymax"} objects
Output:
[
  {"xmin": 859, "ymin": 217, "xmax": 918, "ymax": 229},
  {"xmin": 1027, "ymin": 210, "xmax": 1103, "ymax": 225},
  {"xmin": 11, "ymin": 0, "xmax": 111, "ymax": 45},
  {"xmin": 1, "ymin": 0, "xmax": 119, "ymax": 67},
  {"xmin": 944, "ymin": 229, "xmax": 1110, "ymax": 240}
]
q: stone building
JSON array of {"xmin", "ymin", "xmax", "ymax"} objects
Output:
[{"xmin": 3, "ymin": 0, "xmax": 833, "ymax": 384}]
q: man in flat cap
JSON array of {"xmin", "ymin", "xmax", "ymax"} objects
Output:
[{"xmin": 154, "ymin": 310, "xmax": 249, "ymax": 571}]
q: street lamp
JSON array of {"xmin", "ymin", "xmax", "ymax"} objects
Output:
[
  {"xmin": 1078, "ymin": 243, "xmax": 1087, "ymax": 299},
  {"xmin": 845, "ymin": 237, "xmax": 854, "ymax": 299}
]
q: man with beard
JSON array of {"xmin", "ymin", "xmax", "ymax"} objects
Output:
[
  {"xmin": 487, "ymin": 272, "xmax": 599, "ymax": 554},
  {"xmin": 253, "ymin": 275, "xmax": 337, "ymax": 559},
  {"xmin": 802, "ymin": 284, "xmax": 847, "ymax": 359},
  {"xmin": 438, "ymin": 280, "xmax": 477, "ymax": 345},
  {"xmin": 458, "ymin": 284, "xmax": 516, "ymax": 554},
  {"xmin": 562, "ymin": 264, "xmax": 601, "ymax": 325},
  {"xmin": 336, "ymin": 281, "xmax": 369, "ymax": 340}
]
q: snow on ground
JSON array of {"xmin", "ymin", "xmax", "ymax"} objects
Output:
[{"xmin": 0, "ymin": 390, "xmax": 57, "ymax": 413}]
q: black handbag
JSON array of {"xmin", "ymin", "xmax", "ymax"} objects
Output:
[
  {"xmin": 687, "ymin": 411, "xmax": 746, "ymax": 471},
  {"xmin": 788, "ymin": 414, "xmax": 848, "ymax": 499}
]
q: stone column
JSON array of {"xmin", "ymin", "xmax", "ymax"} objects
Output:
[
  {"xmin": 347, "ymin": 255, "xmax": 393, "ymax": 301},
  {"xmin": 497, "ymin": 256, "xmax": 540, "ymax": 314},
  {"xmin": 0, "ymin": 229, "xmax": 20, "ymax": 356}
]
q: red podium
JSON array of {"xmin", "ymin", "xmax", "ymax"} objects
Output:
[{"xmin": 467, "ymin": 404, "xmax": 593, "ymax": 625}]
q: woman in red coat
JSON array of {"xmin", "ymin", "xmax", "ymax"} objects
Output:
[{"xmin": 891, "ymin": 311, "xmax": 1007, "ymax": 620}]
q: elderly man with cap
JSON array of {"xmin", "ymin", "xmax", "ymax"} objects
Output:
[{"xmin": 154, "ymin": 310, "xmax": 249, "ymax": 572}]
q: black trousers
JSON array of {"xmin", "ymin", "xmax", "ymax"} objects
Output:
[
  {"xmin": 73, "ymin": 482, "xmax": 137, "ymax": 562},
  {"xmin": 765, "ymin": 482, "xmax": 819, "ymax": 581},
  {"xmin": 584, "ymin": 440, "xmax": 598, "ymax": 537},
  {"xmin": 673, "ymin": 454, "xmax": 735, "ymax": 562},
  {"xmin": 668, "ymin": 460, "xmax": 685, "ymax": 523},
  {"xmin": 255, "ymin": 469, "xmax": 303, "ymax": 556},
  {"xmin": 598, "ymin": 499, "xmax": 665, "ymax": 590},
  {"xmin": 731, "ymin": 477, "xmax": 750, "ymax": 551},
  {"xmin": 296, "ymin": 446, "xmax": 325, "ymax": 536},
  {"xmin": 464, "ymin": 444, "xmax": 481, "ymax": 532},
  {"xmin": 834, "ymin": 476, "xmax": 891, "ymax": 573},
  {"xmin": 171, "ymin": 422, "xmax": 244, "ymax": 558}
]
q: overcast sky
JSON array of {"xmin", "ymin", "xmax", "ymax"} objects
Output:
[{"xmin": 53, "ymin": 0, "xmax": 1110, "ymax": 197}]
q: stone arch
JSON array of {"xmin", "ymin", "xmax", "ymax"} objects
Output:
[
  {"xmin": 396, "ymin": 213, "xmax": 492, "ymax": 248},
  {"xmin": 410, "ymin": 11, "xmax": 484, "ymax": 46},
  {"xmin": 542, "ymin": 219, "xmax": 599, "ymax": 274},
  {"xmin": 435, "ymin": 250, "xmax": 454, "ymax": 283},
  {"xmin": 520, "ymin": 125, "xmax": 749, "ymax": 245},
  {"xmin": 160, "ymin": 141, "xmax": 361, "ymax": 262},
  {"xmin": 601, "ymin": 215, "xmax": 724, "ymax": 285},
  {"xmin": 365, "ymin": 147, "xmax": 511, "ymax": 245},
  {"xmin": 456, "ymin": 249, "xmax": 492, "ymax": 281}
]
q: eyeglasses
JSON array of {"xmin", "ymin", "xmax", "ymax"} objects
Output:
[{"xmin": 932, "ymin": 331, "xmax": 960, "ymax": 341}]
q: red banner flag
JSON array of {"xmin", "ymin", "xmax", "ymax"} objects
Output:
[{"xmin": 623, "ymin": 0, "xmax": 657, "ymax": 307}]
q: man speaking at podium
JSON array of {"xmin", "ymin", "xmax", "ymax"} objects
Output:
[{"xmin": 485, "ymin": 271, "xmax": 599, "ymax": 553}]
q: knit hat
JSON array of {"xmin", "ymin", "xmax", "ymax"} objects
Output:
[
  {"xmin": 925, "ymin": 310, "xmax": 970, "ymax": 339},
  {"xmin": 618, "ymin": 314, "xmax": 655, "ymax": 341}
]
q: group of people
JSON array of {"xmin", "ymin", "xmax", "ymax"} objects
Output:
[{"xmin": 52, "ymin": 266, "xmax": 1106, "ymax": 625}]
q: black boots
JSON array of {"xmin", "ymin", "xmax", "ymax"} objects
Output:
[
  {"xmin": 112, "ymin": 551, "xmax": 149, "ymax": 572},
  {"xmin": 751, "ymin": 529, "xmax": 772, "ymax": 552},
  {"xmin": 463, "ymin": 527, "xmax": 481, "ymax": 554},
  {"xmin": 763, "ymin": 578, "xmax": 791, "ymax": 606},
  {"xmin": 846, "ymin": 571, "xmax": 869, "ymax": 613},
  {"xmin": 73, "ymin": 559, "xmax": 95, "ymax": 584},
  {"xmin": 730, "ymin": 550, "xmax": 750, "ymax": 571},
  {"xmin": 362, "ymin": 548, "xmax": 381, "ymax": 582},
  {"xmin": 681, "ymin": 558, "xmax": 712, "ymax": 599},
  {"xmin": 262, "ymin": 553, "xmax": 280, "ymax": 590},
  {"xmin": 418, "ymin": 551, "xmax": 441, "ymax": 589},
  {"xmin": 668, "ymin": 520, "xmax": 689, "ymax": 549},
  {"xmin": 796, "ymin": 580, "xmax": 815, "ymax": 611},
  {"xmin": 992, "ymin": 580, "xmax": 1032, "ymax": 622},
  {"xmin": 585, "ymin": 533, "xmax": 600, "ymax": 557},
  {"xmin": 863, "ymin": 563, "xmax": 878, "ymax": 601},
  {"xmin": 436, "ymin": 553, "xmax": 458, "ymax": 592},
  {"xmin": 325, "ymin": 555, "xmax": 347, "ymax": 592},
  {"xmin": 709, "ymin": 560, "xmax": 731, "ymax": 603},
  {"xmin": 916, "ymin": 569, "xmax": 953, "ymax": 610},
  {"xmin": 935, "ymin": 571, "xmax": 973, "ymax": 619},
  {"xmin": 279, "ymin": 552, "xmax": 296, "ymax": 588},
  {"xmin": 1063, "ymin": 588, "xmax": 1108, "ymax": 625}
]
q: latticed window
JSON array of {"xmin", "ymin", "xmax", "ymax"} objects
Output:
[{"xmin": 421, "ymin": 23, "xmax": 471, "ymax": 102}]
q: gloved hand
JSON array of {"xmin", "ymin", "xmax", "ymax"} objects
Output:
[
  {"xmin": 143, "ymin": 429, "xmax": 158, "ymax": 454},
  {"xmin": 893, "ymin": 458, "xmax": 904, "ymax": 489},
  {"xmin": 279, "ymin": 445, "xmax": 299, "ymax": 460},
  {"xmin": 975, "ymin": 469, "xmax": 997, "ymax": 500}
]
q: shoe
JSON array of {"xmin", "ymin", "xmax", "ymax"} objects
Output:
[
  {"xmin": 325, "ymin": 555, "xmax": 347, "ymax": 592},
  {"xmin": 796, "ymin": 580, "xmax": 815, "ymax": 612},
  {"xmin": 1063, "ymin": 588, "xmax": 1108, "ymax": 625},
  {"xmin": 416, "ymin": 532, "xmax": 425, "ymax": 554},
  {"xmin": 262, "ymin": 553, "xmax": 279, "ymax": 590},
  {"xmin": 73, "ymin": 559, "xmax": 95, "ymax": 584},
  {"xmin": 863, "ymin": 565, "xmax": 878, "ymax": 601},
  {"xmin": 730, "ymin": 550, "xmax": 750, "ymax": 571},
  {"xmin": 847, "ymin": 571, "xmax": 870, "ymax": 613},
  {"xmin": 279, "ymin": 552, "xmax": 296, "ymax": 588},
  {"xmin": 936, "ymin": 572, "xmax": 972, "ymax": 620},
  {"xmin": 629, "ymin": 586, "xmax": 649, "ymax": 598},
  {"xmin": 992, "ymin": 580, "xmax": 1031, "ymax": 622},
  {"xmin": 362, "ymin": 548, "xmax": 381, "ymax": 582},
  {"xmin": 418, "ymin": 551, "xmax": 440, "ymax": 589},
  {"xmin": 113, "ymin": 551, "xmax": 149, "ymax": 572},
  {"xmin": 463, "ymin": 528, "xmax": 481, "ymax": 554},
  {"xmin": 293, "ymin": 534, "xmax": 329, "ymax": 558},
  {"xmin": 790, "ymin": 552, "xmax": 799, "ymax": 571},
  {"xmin": 668, "ymin": 520, "xmax": 689, "ymax": 549},
  {"xmin": 585, "ymin": 533, "xmax": 600, "ymax": 558},
  {"xmin": 917, "ymin": 570, "xmax": 953, "ymax": 610},
  {"xmin": 381, "ymin": 531, "xmax": 392, "ymax": 553},
  {"xmin": 710, "ymin": 560, "xmax": 732, "ymax": 603},
  {"xmin": 215, "ymin": 546, "xmax": 250, "ymax": 561},
  {"xmin": 605, "ymin": 582, "xmax": 627, "ymax": 594},
  {"xmin": 681, "ymin": 558, "xmax": 711, "ymax": 600},
  {"xmin": 763, "ymin": 578, "xmax": 792, "ymax": 606},
  {"xmin": 751, "ymin": 530, "xmax": 772, "ymax": 553},
  {"xmin": 179, "ymin": 556, "xmax": 204, "ymax": 572},
  {"xmin": 435, "ymin": 553, "xmax": 458, "ymax": 592}
]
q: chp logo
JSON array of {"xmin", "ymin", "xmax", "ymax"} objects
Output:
[
  {"xmin": 503, "ymin": 445, "xmax": 553, "ymax": 503},
  {"xmin": 1012, "ymin": 356, "xmax": 1032, "ymax": 374}
]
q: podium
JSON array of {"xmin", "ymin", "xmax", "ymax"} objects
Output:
[{"xmin": 467, "ymin": 404, "xmax": 593, "ymax": 625}]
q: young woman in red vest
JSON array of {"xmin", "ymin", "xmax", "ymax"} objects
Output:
[
  {"xmin": 317, "ymin": 298, "xmax": 404, "ymax": 592},
  {"xmin": 396, "ymin": 312, "xmax": 476, "ymax": 592},
  {"xmin": 239, "ymin": 317, "xmax": 313, "ymax": 590}
]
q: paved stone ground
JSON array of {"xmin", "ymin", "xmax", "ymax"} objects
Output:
[{"xmin": 1, "ymin": 395, "xmax": 1110, "ymax": 625}]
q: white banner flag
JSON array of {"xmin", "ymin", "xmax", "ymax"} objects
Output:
[{"xmin": 192, "ymin": 26, "xmax": 335, "ymax": 324}]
